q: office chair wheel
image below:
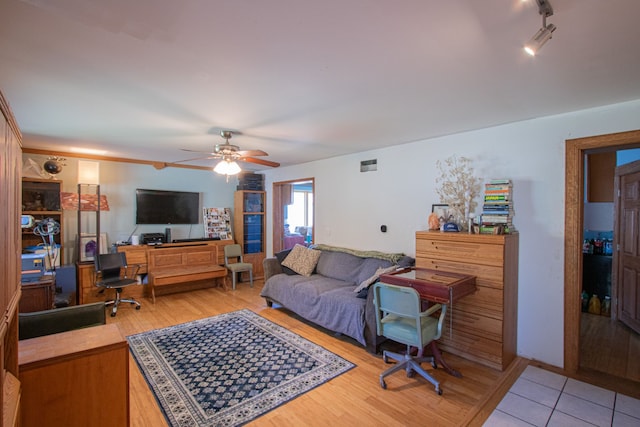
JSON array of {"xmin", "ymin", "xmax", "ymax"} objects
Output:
[
  {"xmin": 110, "ymin": 312, "xmax": 116, "ymax": 317},
  {"xmin": 431, "ymin": 361, "xmax": 438, "ymax": 369},
  {"xmin": 380, "ymin": 378, "xmax": 387, "ymax": 389},
  {"xmin": 436, "ymin": 388, "xmax": 443, "ymax": 396},
  {"xmin": 135, "ymin": 305, "xmax": 141, "ymax": 310},
  {"xmin": 383, "ymin": 354, "xmax": 389, "ymax": 364}
]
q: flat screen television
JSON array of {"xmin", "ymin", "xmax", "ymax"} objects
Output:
[{"xmin": 135, "ymin": 189, "xmax": 200, "ymax": 225}]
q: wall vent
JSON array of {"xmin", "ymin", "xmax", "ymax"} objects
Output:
[{"xmin": 360, "ymin": 159, "xmax": 377, "ymax": 172}]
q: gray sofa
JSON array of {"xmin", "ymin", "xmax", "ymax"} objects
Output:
[{"xmin": 261, "ymin": 244, "xmax": 412, "ymax": 353}]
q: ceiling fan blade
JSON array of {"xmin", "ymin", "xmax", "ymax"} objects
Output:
[
  {"xmin": 239, "ymin": 157, "xmax": 280, "ymax": 168},
  {"xmin": 236, "ymin": 149, "xmax": 268, "ymax": 157},
  {"xmin": 172, "ymin": 155, "xmax": 218, "ymax": 164},
  {"xmin": 181, "ymin": 148, "xmax": 217, "ymax": 156}
]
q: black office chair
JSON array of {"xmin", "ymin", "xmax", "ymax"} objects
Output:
[{"xmin": 94, "ymin": 252, "xmax": 141, "ymax": 317}]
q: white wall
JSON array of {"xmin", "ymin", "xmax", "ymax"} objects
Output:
[
  {"xmin": 263, "ymin": 98, "xmax": 640, "ymax": 369},
  {"xmin": 22, "ymin": 155, "xmax": 236, "ymax": 264},
  {"xmin": 584, "ymin": 202, "xmax": 613, "ymax": 231}
]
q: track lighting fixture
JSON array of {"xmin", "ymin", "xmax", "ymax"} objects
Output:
[{"xmin": 524, "ymin": 0, "xmax": 557, "ymax": 56}]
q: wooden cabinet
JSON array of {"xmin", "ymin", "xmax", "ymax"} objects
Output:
[
  {"xmin": 19, "ymin": 277, "xmax": 55, "ymax": 313},
  {"xmin": 19, "ymin": 324, "xmax": 130, "ymax": 427},
  {"xmin": 415, "ymin": 231, "xmax": 519, "ymax": 371},
  {"xmin": 76, "ymin": 241, "xmax": 232, "ymax": 304},
  {"xmin": 1, "ymin": 89, "xmax": 23, "ymax": 427},
  {"xmin": 21, "ymin": 178, "xmax": 64, "ymax": 268},
  {"xmin": 234, "ymin": 191, "xmax": 266, "ymax": 279}
]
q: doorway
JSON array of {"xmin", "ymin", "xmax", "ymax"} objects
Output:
[
  {"xmin": 272, "ymin": 178, "xmax": 314, "ymax": 254},
  {"xmin": 565, "ymin": 129, "xmax": 640, "ymax": 378}
]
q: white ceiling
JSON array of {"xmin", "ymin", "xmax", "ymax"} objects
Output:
[{"xmin": 1, "ymin": 0, "xmax": 640, "ymax": 171}]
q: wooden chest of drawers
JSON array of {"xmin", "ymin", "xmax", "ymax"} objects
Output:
[{"xmin": 415, "ymin": 231, "xmax": 519, "ymax": 371}]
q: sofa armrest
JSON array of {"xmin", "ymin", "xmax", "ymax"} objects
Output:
[
  {"xmin": 19, "ymin": 302, "xmax": 106, "ymax": 340},
  {"xmin": 263, "ymin": 257, "xmax": 283, "ymax": 281}
]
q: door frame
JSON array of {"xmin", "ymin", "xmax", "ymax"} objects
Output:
[
  {"xmin": 272, "ymin": 178, "xmax": 314, "ymax": 254},
  {"xmin": 564, "ymin": 129, "xmax": 640, "ymax": 373}
]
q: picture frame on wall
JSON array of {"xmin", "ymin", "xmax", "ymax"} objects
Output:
[
  {"xmin": 203, "ymin": 207, "xmax": 233, "ymax": 240},
  {"xmin": 431, "ymin": 204, "xmax": 449, "ymax": 221},
  {"xmin": 78, "ymin": 233, "xmax": 108, "ymax": 262}
]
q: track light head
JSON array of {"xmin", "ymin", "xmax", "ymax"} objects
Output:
[
  {"xmin": 524, "ymin": 23, "xmax": 556, "ymax": 56},
  {"xmin": 524, "ymin": 0, "xmax": 557, "ymax": 56}
]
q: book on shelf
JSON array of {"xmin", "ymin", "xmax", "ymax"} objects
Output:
[
  {"xmin": 482, "ymin": 204, "xmax": 513, "ymax": 210},
  {"xmin": 482, "ymin": 210, "xmax": 514, "ymax": 216},
  {"xmin": 482, "ymin": 209, "xmax": 514, "ymax": 215},
  {"xmin": 482, "ymin": 219, "xmax": 512, "ymax": 225},
  {"xmin": 488, "ymin": 179, "xmax": 512, "ymax": 185},
  {"xmin": 482, "ymin": 213, "xmax": 514, "ymax": 221},
  {"xmin": 479, "ymin": 224, "xmax": 515, "ymax": 234},
  {"xmin": 484, "ymin": 194, "xmax": 511, "ymax": 201},
  {"xmin": 483, "ymin": 204, "xmax": 512, "ymax": 211}
]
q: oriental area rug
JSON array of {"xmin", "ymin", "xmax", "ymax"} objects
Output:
[{"xmin": 127, "ymin": 309, "xmax": 355, "ymax": 426}]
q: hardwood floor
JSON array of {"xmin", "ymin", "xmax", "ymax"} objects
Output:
[
  {"xmin": 580, "ymin": 312, "xmax": 640, "ymax": 382},
  {"xmin": 107, "ymin": 279, "xmax": 517, "ymax": 427}
]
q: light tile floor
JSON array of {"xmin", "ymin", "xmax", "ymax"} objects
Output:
[{"xmin": 484, "ymin": 365, "xmax": 640, "ymax": 426}]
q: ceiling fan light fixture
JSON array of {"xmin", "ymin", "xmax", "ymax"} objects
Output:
[{"xmin": 213, "ymin": 159, "xmax": 241, "ymax": 176}]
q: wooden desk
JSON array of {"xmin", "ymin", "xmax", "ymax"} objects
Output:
[
  {"xmin": 379, "ymin": 267, "xmax": 476, "ymax": 378},
  {"xmin": 380, "ymin": 267, "xmax": 476, "ymax": 304},
  {"xmin": 19, "ymin": 324, "xmax": 130, "ymax": 427},
  {"xmin": 20, "ymin": 276, "xmax": 55, "ymax": 312}
]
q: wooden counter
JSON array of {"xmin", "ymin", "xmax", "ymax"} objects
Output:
[{"xmin": 19, "ymin": 324, "xmax": 129, "ymax": 427}]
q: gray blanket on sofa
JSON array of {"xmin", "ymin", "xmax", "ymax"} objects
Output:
[{"xmin": 261, "ymin": 249, "xmax": 396, "ymax": 346}]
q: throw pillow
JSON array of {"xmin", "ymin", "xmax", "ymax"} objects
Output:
[
  {"xmin": 275, "ymin": 249, "xmax": 297, "ymax": 275},
  {"xmin": 282, "ymin": 244, "xmax": 322, "ymax": 277},
  {"xmin": 353, "ymin": 265, "xmax": 398, "ymax": 293}
]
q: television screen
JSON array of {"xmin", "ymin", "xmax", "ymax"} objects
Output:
[{"xmin": 135, "ymin": 189, "xmax": 200, "ymax": 225}]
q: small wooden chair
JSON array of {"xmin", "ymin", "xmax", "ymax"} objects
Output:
[{"xmin": 224, "ymin": 244, "xmax": 254, "ymax": 290}]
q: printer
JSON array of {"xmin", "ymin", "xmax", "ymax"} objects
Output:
[
  {"xmin": 141, "ymin": 233, "xmax": 166, "ymax": 245},
  {"xmin": 21, "ymin": 253, "xmax": 46, "ymax": 282}
]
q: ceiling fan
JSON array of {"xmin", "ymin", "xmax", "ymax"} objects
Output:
[{"xmin": 153, "ymin": 130, "xmax": 280, "ymax": 172}]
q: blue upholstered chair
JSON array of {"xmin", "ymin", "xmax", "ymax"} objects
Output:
[
  {"xmin": 372, "ymin": 282, "xmax": 447, "ymax": 395},
  {"xmin": 224, "ymin": 244, "xmax": 254, "ymax": 290}
]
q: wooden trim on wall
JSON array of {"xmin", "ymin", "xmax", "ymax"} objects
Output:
[
  {"xmin": 22, "ymin": 147, "xmax": 213, "ymax": 171},
  {"xmin": 272, "ymin": 178, "xmax": 314, "ymax": 254},
  {"xmin": 0, "ymin": 91, "xmax": 22, "ymax": 144},
  {"xmin": 564, "ymin": 129, "xmax": 640, "ymax": 374}
]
